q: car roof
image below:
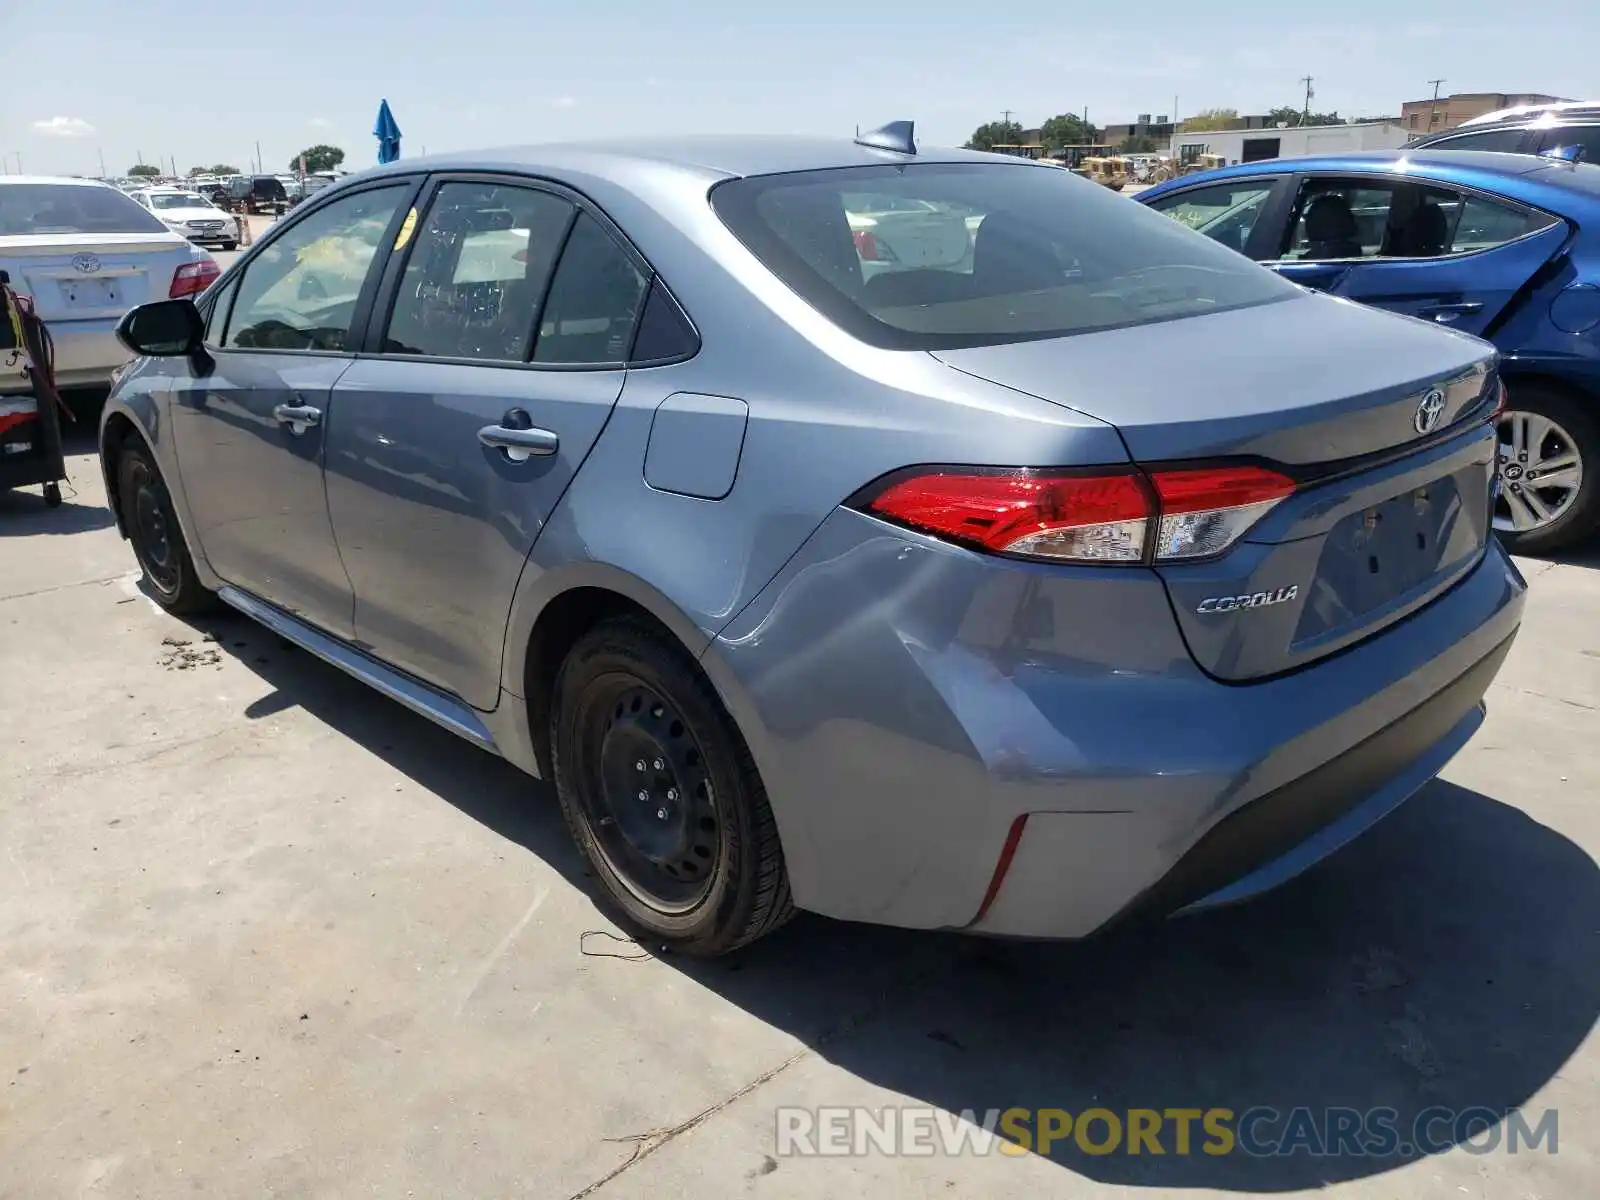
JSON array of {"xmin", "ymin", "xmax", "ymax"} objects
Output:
[
  {"xmin": 1457, "ymin": 100, "xmax": 1600, "ymax": 128},
  {"xmin": 1140, "ymin": 149, "xmax": 1600, "ymax": 207},
  {"xmin": 346, "ymin": 134, "xmax": 1021, "ymax": 189}
]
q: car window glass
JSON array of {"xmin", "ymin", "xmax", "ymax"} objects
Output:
[
  {"xmin": 0, "ymin": 184, "xmax": 168, "ymax": 236},
  {"xmin": 204, "ymin": 275, "xmax": 239, "ymax": 344},
  {"xmin": 1538, "ymin": 126, "xmax": 1600, "ymax": 164},
  {"xmin": 1408, "ymin": 186, "xmax": 1560, "ymax": 256},
  {"xmin": 712, "ymin": 163, "xmax": 1296, "ymax": 351},
  {"xmin": 223, "ymin": 184, "xmax": 405, "ymax": 352},
  {"xmin": 628, "ymin": 279, "xmax": 699, "ymax": 363},
  {"xmin": 1280, "ymin": 182, "xmax": 1396, "ymax": 260},
  {"xmin": 1433, "ymin": 129, "xmax": 1526, "ymax": 153},
  {"xmin": 383, "ymin": 182, "xmax": 574, "ymax": 361},
  {"xmin": 1147, "ymin": 181, "xmax": 1276, "ymax": 255},
  {"xmin": 532, "ymin": 212, "xmax": 649, "ymax": 365}
]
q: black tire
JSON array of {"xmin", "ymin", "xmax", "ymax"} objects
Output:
[
  {"xmin": 116, "ymin": 443, "xmax": 219, "ymax": 615},
  {"xmin": 550, "ymin": 616, "xmax": 793, "ymax": 956},
  {"xmin": 221, "ymin": 240, "xmax": 238, "ymax": 251},
  {"xmin": 1495, "ymin": 384, "xmax": 1600, "ymax": 556}
]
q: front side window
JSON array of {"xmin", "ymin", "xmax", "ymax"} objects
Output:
[
  {"xmin": 712, "ymin": 162, "xmax": 1297, "ymax": 350},
  {"xmin": 222, "ymin": 184, "xmax": 406, "ymax": 352},
  {"xmin": 1146, "ymin": 181, "xmax": 1276, "ymax": 254},
  {"xmin": 383, "ymin": 181, "xmax": 575, "ymax": 362},
  {"xmin": 0, "ymin": 184, "xmax": 168, "ymax": 236},
  {"xmin": 1536, "ymin": 125, "xmax": 1600, "ymax": 164},
  {"xmin": 531, "ymin": 212, "xmax": 649, "ymax": 365}
]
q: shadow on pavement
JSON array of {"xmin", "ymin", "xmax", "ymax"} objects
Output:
[
  {"xmin": 185, "ymin": 606, "xmax": 1599, "ymax": 1192},
  {"xmin": 0, "ymin": 485, "xmax": 114, "ymax": 534}
]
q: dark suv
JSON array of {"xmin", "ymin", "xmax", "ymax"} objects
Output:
[
  {"xmin": 1409, "ymin": 102, "xmax": 1600, "ymax": 162},
  {"xmin": 225, "ymin": 175, "xmax": 288, "ymax": 215}
]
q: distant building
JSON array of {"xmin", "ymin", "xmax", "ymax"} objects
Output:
[
  {"xmin": 1399, "ymin": 92, "xmax": 1570, "ymax": 135},
  {"xmin": 1169, "ymin": 121, "xmax": 1409, "ymax": 166},
  {"xmin": 1101, "ymin": 115, "xmax": 1176, "ymax": 147}
]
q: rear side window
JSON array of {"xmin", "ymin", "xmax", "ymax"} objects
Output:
[
  {"xmin": 0, "ymin": 184, "xmax": 168, "ymax": 236},
  {"xmin": 532, "ymin": 213, "xmax": 648, "ymax": 365},
  {"xmin": 711, "ymin": 163, "xmax": 1296, "ymax": 350},
  {"xmin": 1537, "ymin": 125, "xmax": 1600, "ymax": 164},
  {"xmin": 1416, "ymin": 188, "xmax": 1560, "ymax": 255}
]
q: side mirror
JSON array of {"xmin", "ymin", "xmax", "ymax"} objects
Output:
[{"xmin": 116, "ymin": 298, "xmax": 204, "ymax": 357}]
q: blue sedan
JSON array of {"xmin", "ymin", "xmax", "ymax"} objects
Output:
[{"xmin": 1140, "ymin": 150, "xmax": 1600, "ymax": 552}]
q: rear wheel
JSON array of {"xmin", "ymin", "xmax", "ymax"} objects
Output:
[
  {"xmin": 550, "ymin": 617, "xmax": 792, "ymax": 956},
  {"xmin": 1493, "ymin": 384, "xmax": 1600, "ymax": 555},
  {"xmin": 117, "ymin": 444, "xmax": 219, "ymax": 615}
]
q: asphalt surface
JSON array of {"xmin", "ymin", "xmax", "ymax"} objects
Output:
[{"xmin": 2, "ymin": 412, "xmax": 1597, "ymax": 1194}]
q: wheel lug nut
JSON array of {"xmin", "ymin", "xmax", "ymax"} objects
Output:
[
  {"xmin": 653, "ymin": 758, "xmax": 664, "ymax": 770},
  {"xmin": 666, "ymin": 788, "xmax": 678, "ymax": 801},
  {"xmin": 635, "ymin": 760, "xmax": 646, "ymax": 772},
  {"xmin": 657, "ymin": 807, "xmax": 667, "ymax": 819},
  {"xmin": 637, "ymin": 790, "xmax": 649, "ymax": 802}
]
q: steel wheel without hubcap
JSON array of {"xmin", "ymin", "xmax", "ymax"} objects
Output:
[
  {"xmin": 129, "ymin": 460, "xmax": 181, "ymax": 595},
  {"xmin": 1495, "ymin": 409, "xmax": 1585, "ymax": 536},
  {"xmin": 577, "ymin": 676, "xmax": 720, "ymax": 913}
]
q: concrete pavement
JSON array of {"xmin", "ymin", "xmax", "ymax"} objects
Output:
[{"xmin": 1, "ymin": 436, "xmax": 1596, "ymax": 1199}]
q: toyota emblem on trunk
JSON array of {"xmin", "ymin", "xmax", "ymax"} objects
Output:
[
  {"xmin": 71, "ymin": 253, "xmax": 102, "ymax": 274},
  {"xmin": 1414, "ymin": 388, "xmax": 1447, "ymax": 434}
]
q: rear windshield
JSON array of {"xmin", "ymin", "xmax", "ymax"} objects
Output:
[
  {"xmin": 0, "ymin": 184, "xmax": 169, "ymax": 236},
  {"xmin": 711, "ymin": 162, "xmax": 1298, "ymax": 350}
]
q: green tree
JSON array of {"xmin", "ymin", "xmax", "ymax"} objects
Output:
[
  {"xmin": 1039, "ymin": 113, "xmax": 1095, "ymax": 151},
  {"xmin": 1119, "ymin": 134, "xmax": 1161, "ymax": 153},
  {"xmin": 291, "ymin": 144, "xmax": 346, "ymax": 173},
  {"xmin": 965, "ymin": 120, "xmax": 1025, "ymax": 151},
  {"xmin": 190, "ymin": 163, "xmax": 239, "ymax": 176},
  {"xmin": 127, "ymin": 164, "xmax": 161, "ymax": 177},
  {"xmin": 1183, "ymin": 108, "xmax": 1239, "ymax": 132},
  {"xmin": 1266, "ymin": 105, "xmax": 1343, "ymax": 127}
]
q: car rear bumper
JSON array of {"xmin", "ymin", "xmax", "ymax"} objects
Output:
[
  {"xmin": 707, "ymin": 508, "xmax": 1526, "ymax": 936},
  {"xmin": 0, "ymin": 317, "xmax": 129, "ymax": 393}
]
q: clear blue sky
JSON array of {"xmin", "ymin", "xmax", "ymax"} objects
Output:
[{"xmin": 5, "ymin": 0, "xmax": 1594, "ymax": 177}]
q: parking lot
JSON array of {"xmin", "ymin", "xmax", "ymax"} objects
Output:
[{"xmin": 0, "ymin": 425, "xmax": 1593, "ymax": 1199}]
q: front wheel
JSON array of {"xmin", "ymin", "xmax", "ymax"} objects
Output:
[
  {"xmin": 550, "ymin": 617, "xmax": 793, "ymax": 956},
  {"xmin": 116, "ymin": 444, "xmax": 220, "ymax": 615},
  {"xmin": 1494, "ymin": 385, "xmax": 1600, "ymax": 555}
]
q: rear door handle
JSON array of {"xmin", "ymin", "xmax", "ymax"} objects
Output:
[
  {"xmin": 273, "ymin": 403, "xmax": 321, "ymax": 434},
  {"xmin": 478, "ymin": 424, "xmax": 559, "ymax": 463},
  {"xmin": 1419, "ymin": 301, "xmax": 1484, "ymax": 323}
]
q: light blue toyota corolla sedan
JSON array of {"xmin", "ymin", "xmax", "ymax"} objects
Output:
[{"xmin": 99, "ymin": 126, "xmax": 1525, "ymax": 955}]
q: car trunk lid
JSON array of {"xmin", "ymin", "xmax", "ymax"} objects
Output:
[
  {"xmin": 0, "ymin": 233, "xmax": 186, "ymax": 321},
  {"xmin": 932, "ymin": 293, "xmax": 1500, "ymax": 680}
]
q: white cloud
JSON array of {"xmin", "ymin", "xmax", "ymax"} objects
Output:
[
  {"xmin": 552, "ymin": 96, "xmax": 577, "ymax": 109},
  {"xmin": 33, "ymin": 116, "xmax": 94, "ymax": 138},
  {"xmin": 309, "ymin": 116, "xmax": 331, "ymax": 128}
]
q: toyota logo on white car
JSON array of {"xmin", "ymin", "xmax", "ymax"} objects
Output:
[{"xmin": 71, "ymin": 253, "xmax": 101, "ymax": 274}]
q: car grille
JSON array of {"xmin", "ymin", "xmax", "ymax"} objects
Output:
[{"xmin": 187, "ymin": 220, "xmax": 224, "ymax": 231}]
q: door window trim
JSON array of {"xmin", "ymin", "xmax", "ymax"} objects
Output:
[
  {"xmin": 206, "ymin": 175, "xmax": 425, "ymax": 359},
  {"xmin": 358, "ymin": 170, "xmax": 677, "ymax": 372},
  {"xmin": 1271, "ymin": 171, "xmax": 1567, "ymax": 265}
]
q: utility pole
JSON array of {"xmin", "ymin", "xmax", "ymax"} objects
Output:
[
  {"xmin": 97, "ymin": 147, "xmax": 107, "ymax": 178},
  {"xmin": 255, "ymin": 140, "xmax": 263, "ymax": 176},
  {"xmin": 1001, "ymin": 109, "xmax": 1013, "ymax": 127},
  {"xmin": 1300, "ymin": 75, "xmax": 1314, "ymax": 125},
  {"xmin": 1428, "ymin": 78, "xmax": 1446, "ymax": 131}
]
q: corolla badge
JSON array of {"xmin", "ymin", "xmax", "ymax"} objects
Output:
[
  {"xmin": 1196, "ymin": 585, "xmax": 1299, "ymax": 615},
  {"xmin": 1414, "ymin": 388, "xmax": 1447, "ymax": 435},
  {"xmin": 71, "ymin": 253, "xmax": 102, "ymax": 274}
]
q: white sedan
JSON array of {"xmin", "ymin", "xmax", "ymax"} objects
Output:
[
  {"xmin": 1, "ymin": 177, "xmax": 219, "ymax": 395},
  {"xmin": 131, "ymin": 187, "xmax": 240, "ymax": 250}
]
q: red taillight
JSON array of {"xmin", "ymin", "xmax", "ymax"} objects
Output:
[
  {"xmin": 170, "ymin": 259, "xmax": 219, "ymax": 298},
  {"xmin": 852, "ymin": 229, "xmax": 883, "ymax": 261},
  {"xmin": 859, "ymin": 463, "xmax": 1296, "ymax": 565},
  {"xmin": 1147, "ymin": 465, "xmax": 1297, "ymax": 561}
]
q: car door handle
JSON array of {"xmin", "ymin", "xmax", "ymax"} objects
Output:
[
  {"xmin": 272, "ymin": 403, "xmax": 322, "ymax": 434},
  {"xmin": 1419, "ymin": 301, "xmax": 1484, "ymax": 323},
  {"xmin": 478, "ymin": 424, "xmax": 559, "ymax": 462}
]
